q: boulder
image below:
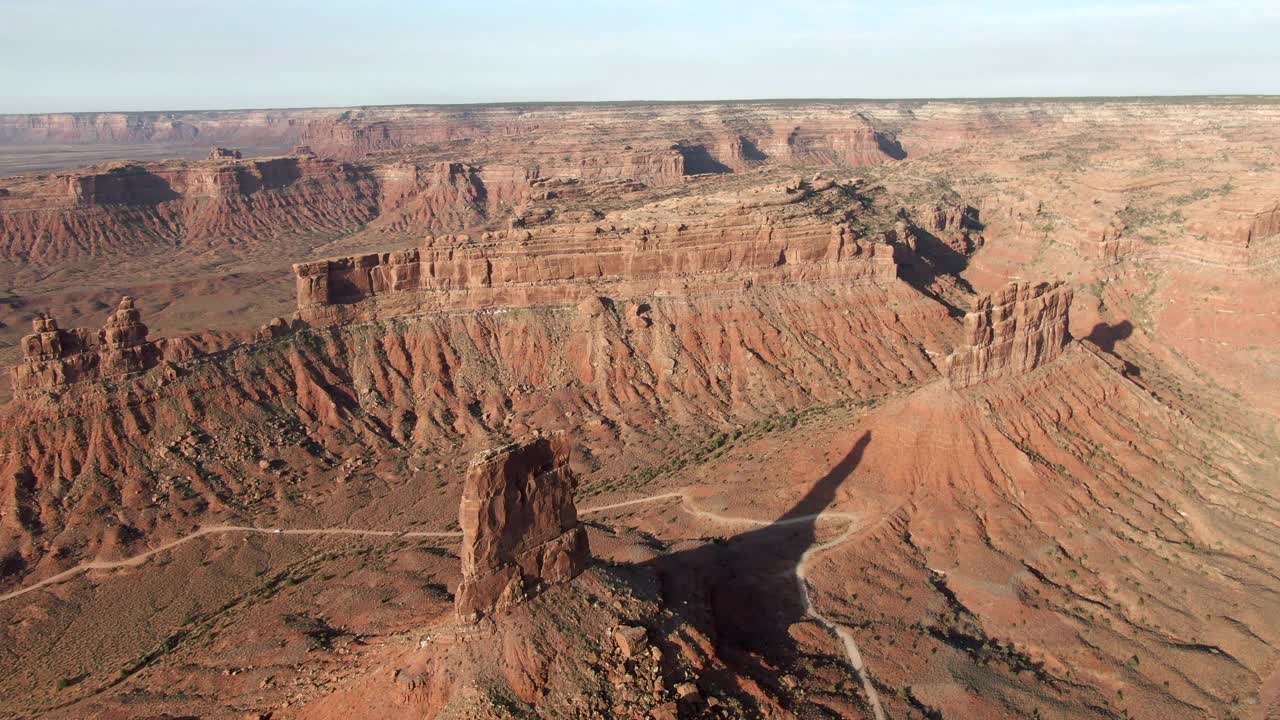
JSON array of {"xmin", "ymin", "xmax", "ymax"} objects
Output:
[{"xmin": 613, "ymin": 625, "xmax": 649, "ymax": 659}]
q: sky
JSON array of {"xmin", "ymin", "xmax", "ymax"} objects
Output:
[{"xmin": 2, "ymin": 0, "xmax": 1278, "ymax": 113}]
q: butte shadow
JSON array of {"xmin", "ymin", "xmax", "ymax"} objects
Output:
[
  {"xmin": 1085, "ymin": 319, "xmax": 1140, "ymax": 377},
  {"xmin": 643, "ymin": 431, "xmax": 872, "ymax": 704}
]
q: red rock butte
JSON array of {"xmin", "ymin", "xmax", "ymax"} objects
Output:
[
  {"xmin": 944, "ymin": 280, "xmax": 1074, "ymax": 388},
  {"xmin": 455, "ymin": 434, "xmax": 589, "ymax": 620},
  {"xmin": 0, "ymin": 99, "xmax": 1278, "ymax": 720},
  {"xmin": 11, "ymin": 296, "xmax": 157, "ymax": 394}
]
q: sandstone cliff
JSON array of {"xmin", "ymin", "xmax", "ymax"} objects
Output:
[
  {"xmin": 10, "ymin": 297, "xmax": 158, "ymax": 394},
  {"xmin": 0, "ymin": 155, "xmax": 501, "ymax": 266},
  {"xmin": 292, "ymin": 205, "xmax": 896, "ymax": 326},
  {"xmin": 1182, "ymin": 199, "xmax": 1280, "ymax": 267},
  {"xmin": 298, "ymin": 107, "xmax": 905, "ymax": 181},
  {"xmin": 455, "ymin": 434, "xmax": 589, "ymax": 619},
  {"xmin": 0, "ymin": 180, "xmax": 952, "ymax": 584},
  {"xmin": 944, "ymin": 280, "xmax": 1074, "ymax": 387}
]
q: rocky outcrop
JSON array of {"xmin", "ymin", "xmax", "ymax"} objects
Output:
[
  {"xmin": 369, "ymin": 161, "xmax": 491, "ymax": 233},
  {"xmin": 10, "ymin": 296, "xmax": 158, "ymax": 394},
  {"xmin": 0, "ymin": 158, "xmax": 377, "ymax": 263},
  {"xmin": 769, "ymin": 121, "xmax": 906, "ymax": 166},
  {"xmin": 293, "ymin": 199, "xmax": 897, "ymax": 325},
  {"xmin": 0, "ymin": 156, "xmax": 502, "ymax": 265},
  {"xmin": 455, "ymin": 434, "xmax": 590, "ymax": 619},
  {"xmin": 0, "ymin": 177, "xmax": 951, "ymax": 582},
  {"xmin": 0, "ymin": 267, "xmax": 948, "ymax": 580},
  {"xmin": 1089, "ymin": 219, "xmax": 1138, "ymax": 264},
  {"xmin": 294, "ymin": 106, "xmax": 904, "ymax": 180},
  {"xmin": 1192, "ymin": 200, "xmax": 1280, "ymax": 247},
  {"xmin": 895, "ymin": 203, "xmax": 985, "ymax": 271},
  {"xmin": 1183, "ymin": 200, "xmax": 1280, "ymax": 266},
  {"xmin": 944, "ymin": 280, "xmax": 1073, "ymax": 387},
  {"xmin": 208, "ymin": 147, "xmax": 241, "ymax": 161}
]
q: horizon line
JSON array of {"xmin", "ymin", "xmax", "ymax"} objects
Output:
[{"xmin": 6, "ymin": 93, "xmax": 1280, "ymax": 117}]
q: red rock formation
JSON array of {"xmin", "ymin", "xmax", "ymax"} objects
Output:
[
  {"xmin": 207, "ymin": 147, "xmax": 241, "ymax": 161},
  {"xmin": 1183, "ymin": 199, "xmax": 1280, "ymax": 266},
  {"xmin": 1084, "ymin": 218, "xmax": 1138, "ymax": 264},
  {"xmin": 455, "ymin": 434, "xmax": 590, "ymax": 619},
  {"xmin": 293, "ymin": 199, "xmax": 897, "ymax": 325},
  {"xmin": 768, "ymin": 120, "xmax": 905, "ymax": 166},
  {"xmin": 295, "ymin": 106, "xmax": 903, "ymax": 180},
  {"xmin": 0, "ymin": 178, "xmax": 951, "ymax": 583},
  {"xmin": 0, "ymin": 156, "xmax": 499, "ymax": 265},
  {"xmin": 10, "ymin": 296, "xmax": 158, "ymax": 394},
  {"xmin": 369, "ymin": 161, "xmax": 490, "ymax": 233},
  {"xmin": 895, "ymin": 202, "xmax": 985, "ymax": 271},
  {"xmin": 0, "ymin": 262, "xmax": 947, "ymax": 578},
  {"xmin": 1192, "ymin": 200, "xmax": 1280, "ymax": 247},
  {"xmin": 944, "ymin": 280, "xmax": 1073, "ymax": 387}
]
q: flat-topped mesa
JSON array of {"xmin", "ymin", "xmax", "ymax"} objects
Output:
[
  {"xmin": 455, "ymin": 434, "xmax": 590, "ymax": 620},
  {"xmin": 944, "ymin": 281, "xmax": 1074, "ymax": 388},
  {"xmin": 293, "ymin": 209, "xmax": 898, "ymax": 325},
  {"xmin": 1176, "ymin": 199, "xmax": 1280, "ymax": 267},
  {"xmin": 10, "ymin": 296, "xmax": 159, "ymax": 394},
  {"xmin": 1189, "ymin": 200, "xmax": 1280, "ymax": 247}
]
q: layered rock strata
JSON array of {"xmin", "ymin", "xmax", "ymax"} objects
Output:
[
  {"xmin": 0, "ymin": 179, "xmax": 951, "ymax": 573},
  {"xmin": 10, "ymin": 296, "xmax": 158, "ymax": 393},
  {"xmin": 944, "ymin": 280, "xmax": 1073, "ymax": 387},
  {"xmin": 0, "ymin": 156, "xmax": 499, "ymax": 265},
  {"xmin": 294, "ymin": 212, "xmax": 896, "ymax": 325},
  {"xmin": 455, "ymin": 434, "xmax": 590, "ymax": 619},
  {"xmin": 207, "ymin": 147, "xmax": 241, "ymax": 161},
  {"xmin": 1183, "ymin": 199, "xmax": 1280, "ymax": 266}
]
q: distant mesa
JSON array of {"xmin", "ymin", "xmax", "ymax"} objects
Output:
[
  {"xmin": 208, "ymin": 146, "xmax": 241, "ymax": 161},
  {"xmin": 290, "ymin": 179, "xmax": 898, "ymax": 325},
  {"xmin": 455, "ymin": 433, "xmax": 590, "ymax": 620},
  {"xmin": 944, "ymin": 280, "xmax": 1074, "ymax": 387}
]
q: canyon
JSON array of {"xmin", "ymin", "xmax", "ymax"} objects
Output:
[{"xmin": 0, "ymin": 99, "xmax": 1277, "ymax": 720}]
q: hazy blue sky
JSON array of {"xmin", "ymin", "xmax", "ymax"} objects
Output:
[{"xmin": 3, "ymin": 0, "xmax": 1277, "ymax": 113}]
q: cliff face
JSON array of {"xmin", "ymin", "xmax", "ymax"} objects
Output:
[
  {"xmin": 0, "ymin": 156, "xmax": 501, "ymax": 265},
  {"xmin": 10, "ymin": 297, "xmax": 158, "ymax": 394},
  {"xmin": 944, "ymin": 280, "xmax": 1074, "ymax": 387},
  {"xmin": 0, "ymin": 280, "xmax": 948, "ymax": 579},
  {"xmin": 455, "ymin": 434, "xmax": 589, "ymax": 620},
  {"xmin": 1180, "ymin": 199, "xmax": 1280, "ymax": 267},
  {"xmin": 0, "ymin": 178, "xmax": 955, "ymax": 583},
  {"xmin": 292, "ymin": 208, "xmax": 896, "ymax": 325},
  {"xmin": 297, "ymin": 108, "xmax": 904, "ymax": 180}
]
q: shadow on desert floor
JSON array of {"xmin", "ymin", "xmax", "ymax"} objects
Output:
[{"xmin": 644, "ymin": 431, "xmax": 872, "ymax": 706}]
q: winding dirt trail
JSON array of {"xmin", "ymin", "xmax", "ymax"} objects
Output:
[
  {"xmin": 0, "ymin": 525, "xmax": 463, "ymax": 605},
  {"xmin": 580, "ymin": 492, "xmax": 886, "ymax": 720},
  {"xmin": 0, "ymin": 491, "xmax": 884, "ymax": 719}
]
